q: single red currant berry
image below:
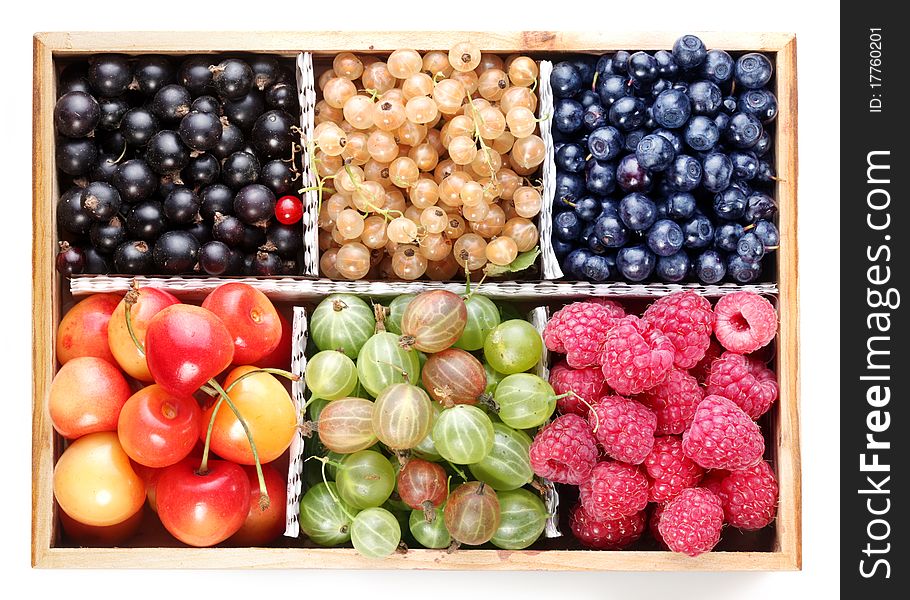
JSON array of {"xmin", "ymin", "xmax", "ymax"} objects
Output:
[{"xmin": 275, "ymin": 196, "xmax": 303, "ymax": 225}]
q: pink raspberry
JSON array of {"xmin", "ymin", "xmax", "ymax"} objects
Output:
[
  {"xmin": 600, "ymin": 316, "xmax": 675, "ymax": 395},
  {"xmin": 588, "ymin": 395, "xmax": 657, "ymax": 465},
  {"xmin": 658, "ymin": 487, "xmax": 725, "ymax": 556},
  {"xmin": 587, "ymin": 298, "xmax": 627, "ymax": 315},
  {"xmin": 529, "ymin": 414, "xmax": 599, "ymax": 485},
  {"xmin": 569, "ymin": 504, "xmax": 646, "ymax": 550},
  {"xmin": 543, "ymin": 302, "xmax": 625, "ymax": 367},
  {"xmin": 700, "ymin": 469, "xmax": 728, "ymax": 497},
  {"xmin": 706, "ymin": 352, "xmax": 779, "ymax": 419},
  {"xmin": 549, "ymin": 360, "xmax": 608, "ymax": 416},
  {"xmin": 690, "ymin": 338, "xmax": 724, "ymax": 383},
  {"xmin": 714, "ymin": 292, "xmax": 777, "ymax": 354},
  {"xmin": 643, "ymin": 436, "xmax": 705, "ymax": 503},
  {"xmin": 682, "ymin": 395, "xmax": 765, "ymax": 471},
  {"xmin": 638, "ymin": 368, "xmax": 703, "ymax": 435},
  {"xmin": 579, "ymin": 461, "xmax": 650, "ymax": 521},
  {"xmin": 712, "ymin": 461, "xmax": 779, "ymax": 530},
  {"xmin": 649, "ymin": 504, "xmax": 667, "ymax": 548},
  {"xmin": 643, "ymin": 291, "xmax": 715, "ymax": 369}
]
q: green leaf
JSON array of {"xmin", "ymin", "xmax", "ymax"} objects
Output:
[{"xmin": 484, "ymin": 247, "xmax": 540, "ymax": 276}]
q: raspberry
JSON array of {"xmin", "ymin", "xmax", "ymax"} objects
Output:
[
  {"xmin": 690, "ymin": 338, "xmax": 723, "ymax": 382},
  {"xmin": 712, "ymin": 460, "xmax": 779, "ymax": 530},
  {"xmin": 700, "ymin": 469, "xmax": 728, "ymax": 497},
  {"xmin": 529, "ymin": 414, "xmax": 599, "ymax": 485},
  {"xmin": 579, "ymin": 461, "xmax": 650, "ymax": 521},
  {"xmin": 643, "ymin": 436, "xmax": 705, "ymax": 503},
  {"xmin": 569, "ymin": 503, "xmax": 646, "ymax": 550},
  {"xmin": 549, "ymin": 360, "xmax": 608, "ymax": 416},
  {"xmin": 638, "ymin": 368, "xmax": 703, "ymax": 435},
  {"xmin": 682, "ymin": 395, "xmax": 765, "ymax": 471},
  {"xmin": 714, "ymin": 292, "xmax": 777, "ymax": 354},
  {"xmin": 543, "ymin": 302, "xmax": 625, "ymax": 368},
  {"xmin": 643, "ymin": 291, "xmax": 715, "ymax": 369},
  {"xmin": 587, "ymin": 298, "xmax": 627, "ymax": 315},
  {"xmin": 706, "ymin": 352, "xmax": 779, "ymax": 419},
  {"xmin": 600, "ymin": 316, "xmax": 675, "ymax": 395},
  {"xmin": 658, "ymin": 487, "xmax": 725, "ymax": 556},
  {"xmin": 649, "ymin": 504, "xmax": 667, "ymax": 548},
  {"xmin": 588, "ymin": 395, "xmax": 657, "ymax": 464}
]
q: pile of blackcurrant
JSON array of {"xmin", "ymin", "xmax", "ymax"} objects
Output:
[
  {"xmin": 300, "ymin": 290, "xmax": 554, "ymax": 556},
  {"xmin": 550, "ymin": 34, "xmax": 780, "ymax": 284},
  {"xmin": 53, "ymin": 53, "xmax": 303, "ymax": 276}
]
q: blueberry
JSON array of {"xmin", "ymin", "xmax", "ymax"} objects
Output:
[
  {"xmin": 683, "ymin": 213, "xmax": 714, "ymax": 249},
  {"xmin": 596, "ymin": 54, "xmax": 614, "ymax": 77},
  {"xmin": 656, "ymin": 251, "xmax": 690, "ymax": 282},
  {"xmin": 578, "ymin": 89, "xmax": 601, "ymax": 108},
  {"xmin": 734, "ymin": 53, "xmax": 773, "ymax": 89},
  {"xmin": 725, "ymin": 112, "xmax": 763, "ymax": 148},
  {"xmin": 653, "ymin": 128, "xmax": 684, "ymax": 154},
  {"xmin": 583, "ymin": 102, "xmax": 609, "ymax": 130},
  {"xmin": 753, "ymin": 130, "xmax": 772, "ymax": 156},
  {"xmin": 713, "ymin": 187, "xmax": 747, "ymax": 221},
  {"xmin": 570, "ymin": 56, "xmax": 598, "ymax": 87},
  {"xmin": 587, "ymin": 126, "xmax": 624, "ymax": 161},
  {"xmin": 695, "ymin": 250, "xmax": 727, "ymax": 283},
  {"xmin": 619, "ymin": 193, "xmax": 657, "ymax": 231},
  {"xmin": 744, "ymin": 192, "xmax": 777, "ymax": 223},
  {"xmin": 617, "ymin": 244, "xmax": 657, "ymax": 281},
  {"xmin": 573, "ymin": 196, "xmax": 602, "ymax": 221},
  {"xmin": 652, "ymin": 89, "xmax": 691, "ymax": 128},
  {"xmin": 647, "ymin": 219, "xmax": 685, "ymax": 256},
  {"xmin": 700, "ymin": 49, "xmax": 734, "ymax": 86},
  {"xmin": 636, "ymin": 133, "xmax": 676, "ymax": 171},
  {"xmin": 650, "ymin": 78, "xmax": 673, "ymax": 98},
  {"xmin": 583, "ymin": 159, "xmax": 615, "ymax": 195},
  {"xmin": 737, "ymin": 232, "xmax": 765, "ymax": 262},
  {"xmin": 623, "ymin": 128, "xmax": 647, "ymax": 152},
  {"xmin": 754, "ymin": 220, "xmax": 780, "ymax": 248},
  {"xmin": 665, "ymin": 155, "xmax": 702, "ymax": 191},
  {"xmin": 702, "ymin": 152, "xmax": 734, "ymax": 192},
  {"xmin": 596, "ymin": 74, "xmax": 631, "ymax": 106},
  {"xmin": 629, "ymin": 52, "xmax": 658, "ymax": 84},
  {"xmin": 582, "ymin": 254, "xmax": 612, "ymax": 281},
  {"xmin": 554, "ymin": 98, "xmax": 585, "ymax": 134},
  {"xmin": 594, "ymin": 212, "xmax": 630, "ymax": 248},
  {"xmin": 564, "ymin": 248, "xmax": 592, "ymax": 278},
  {"xmin": 756, "ymin": 160, "xmax": 775, "ymax": 183},
  {"xmin": 555, "ymin": 143, "xmax": 587, "ymax": 173},
  {"xmin": 684, "ymin": 115, "xmax": 719, "ymax": 152},
  {"xmin": 672, "ymin": 34, "xmax": 707, "ymax": 69},
  {"xmin": 609, "ymin": 96, "xmax": 647, "ymax": 131},
  {"xmin": 552, "ymin": 237, "xmax": 574, "ymax": 259},
  {"xmin": 665, "ymin": 192, "xmax": 697, "ymax": 220},
  {"xmin": 551, "ymin": 61, "xmax": 584, "ymax": 98},
  {"xmin": 730, "ymin": 151, "xmax": 759, "ymax": 180},
  {"xmin": 615, "ymin": 154, "xmax": 652, "ymax": 193},
  {"xmin": 740, "ymin": 89, "xmax": 778, "ymax": 123},
  {"xmin": 654, "ymin": 50, "xmax": 679, "ymax": 78},
  {"xmin": 714, "ymin": 222, "xmax": 745, "ymax": 252},
  {"xmin": 713, "ymin": 112, "xmax": 731, "ymax": 135},
  {"xmin": 729, "ymin": 179, "xmax": 753, "ymax": 197},
  {"xmin": 581, "ymin": 223, "xmax": 605, "ymax": 253},
  {"xmin": 687, "ymin": 81, "xmax": 723, "ymax": 115},
  {"xmin": 599, "ymin": 198, "xmax": 620, "ymax": 216},
  {"xmin": 555, "ymin": 171, "xmax": 586, "ymax": 206},
  {"xmin": 554, "ymin": 210, "xmax": 583, "ymax": 242},
  {"xmin": 728, "ymin": 253, "xmax": 763, "ymax": 282},
  {"xmin": 611, "ymin": 51, "xmax": 631, "ymax": 74},
  {"xmin": 722, "ymin": 96, "xmax": 738, "ymax": 114}
]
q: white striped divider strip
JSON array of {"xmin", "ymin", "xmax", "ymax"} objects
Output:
[
  {"xmin": 284, "ymin": 305, "xmax": 310, "ymax": 537},
  {"xmin": 537, "ymin": 60, "xmax": 563, "ymax": 280},
  {"xmin": 529, "ymin": 305, "xmax": 561, "ymax": 538},
  {"xmin": 296, "ymin": 52, "xmax": 319, "ymax": 277},
  {"xmin": 70, "ymin": 275, "xmax": 778, "ymax": 300}
]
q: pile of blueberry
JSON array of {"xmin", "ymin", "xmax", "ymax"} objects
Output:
[
  {"xmin": 54, "ymin": 54, "xmax": 303, "ymax": 277},
  {"xmin": 550, "ymin": 34, "xmax": 780, "ymax": 284}
]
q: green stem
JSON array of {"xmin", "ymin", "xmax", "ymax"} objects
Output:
[
  {"xmin": 224, "ymin": 368, "xmax": 300, "ymax": 394},
  {"xmin": 309, "ymin": 455, "xmax": 357, "ymax": 522},
  {"xmin": 446, "ymin": 460, "xmax": 468, "ymax": 481}
]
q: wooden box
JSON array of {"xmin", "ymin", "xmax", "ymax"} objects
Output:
[{"xmin": 32, "ymin": 31, "xmax": 800, "ymax": 570}]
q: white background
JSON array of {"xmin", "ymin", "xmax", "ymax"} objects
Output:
[{"xmin": 3, "ymin": 1, "xmax": 840, "ymax": 598}]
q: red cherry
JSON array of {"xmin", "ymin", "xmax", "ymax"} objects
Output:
[
  {"xmin": 201, "ymin": 282, "xmax": 282, "ymax": 365},
  {"xmin": 156, "ymin": 459, "xmax": 251, "ymax": 547},
  {"xmin": 117, "ymin": 385, "xmax": 203, "ymax": 468},
  {"xmin": 145, "ymin": 304, "xmax": 234, "ymax": 396},
  {"xmin": 275, "ymin": 195, "xmax": 303, "ymax": 225}
]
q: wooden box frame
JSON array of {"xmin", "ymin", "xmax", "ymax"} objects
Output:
[{"xmin": 32, "ymin": 31, "xmax": 800, "ymax": 571}]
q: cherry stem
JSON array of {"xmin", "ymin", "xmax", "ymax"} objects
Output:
[
  {"xmin": 123, "ymin": 280, "xmax": 145, "ymax": 356},
  {"xmin": 224, "ymin": 368, "xmax": 300, "ymax": 394},
  {"xmin": 199, "ymin": 378, "xmax": 270, "ymax": 511}
]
